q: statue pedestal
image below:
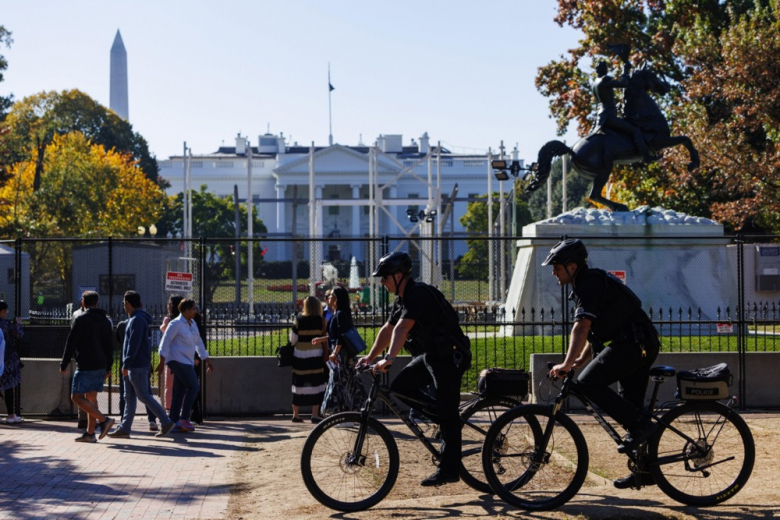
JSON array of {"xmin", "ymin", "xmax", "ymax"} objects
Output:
[{"xmin": 504, "ymin": 207, "xmax": 736, "ymax": 331}]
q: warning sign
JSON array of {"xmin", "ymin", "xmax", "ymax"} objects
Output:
[
  {"xmin": 608, "ymin": 270, "xmax": 627, "ymax": 284},
  {"xmin": 165, "ymin": 271, "xmax": 193, "ymax": 293},
  {"xmin": 716, "ymin": 323, "xmax": 734, "ymax": 334}
]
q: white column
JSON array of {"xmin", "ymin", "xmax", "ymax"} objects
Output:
[
  {"xmin": 388, "ymin": 186, "xmax": 398, "ymax": 235},
  {"xmin": 315, "ymin": 185, "xmax": 324, "ymax": 238},
  {"xmin": 276, "ymin": 184, "xmax": 287, "ymax": 234},
  {"xmin": 351, "ymin": 184, "xmax": 361, "ymax": 237}
]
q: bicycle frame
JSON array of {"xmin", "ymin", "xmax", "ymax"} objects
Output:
[
  {"xmin": 349, "ymin": 368, "xmax": 506, "ymax": 468},
  {"xmin": 544, "ymin": 368, "xmax": 740, "ymax": 468}
]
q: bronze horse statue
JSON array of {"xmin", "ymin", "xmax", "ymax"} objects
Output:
[{"xmin": 527, "ymin": 65, "xmax": 699, "ymax": 212}]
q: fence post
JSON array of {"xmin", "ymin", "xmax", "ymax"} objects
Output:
[
  {"xmin": 200, "ymin": 236, "xmax": 208, "ymax": 419},
  {"xmin": 735, "ymin": 235, "xmax": 747, "ymax": 410}
]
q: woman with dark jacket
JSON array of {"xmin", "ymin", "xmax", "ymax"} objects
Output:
[{"xmin": 312, "ymin": 286, "xmax": 364, "ymax": 414}]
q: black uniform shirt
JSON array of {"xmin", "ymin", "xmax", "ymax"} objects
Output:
[
  {"xmin": 570, "ymin": 267, "xmax": 649, "ymax": 345},
  {"xmin": 388, "ymin": 279, "xmax": 441, "ymax": 356}
]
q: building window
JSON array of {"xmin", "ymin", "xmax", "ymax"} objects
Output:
[
  {"xmin": 328, "ymin": 194, "xmax": 340, "ymax": 216},
  {"xmin": 191, "ymin": 161, "xmax": 203, "ymax": 168},
  {"xmin": 215, "ymin": 161, "xmax": 234, "ymax": 168},
  {"xmin": 159, "ymin": 160, "xmax": 172, "ymax": 169},
  {"xmin": 463, "ymin": 160, "xmax": 485, "ymax": 167},
  {"xmin": 407, "ymin": 193, "xmax": 419, "ymax": 215}
]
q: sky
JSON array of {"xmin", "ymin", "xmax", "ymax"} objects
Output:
[{"xmin": 2, "ymin": 1, "xmax": 584, "ymax": 163}]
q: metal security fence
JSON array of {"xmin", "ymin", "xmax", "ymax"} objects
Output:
[{"xmin": 3, "ymin": 234, "xmax": 780, "ymax": 416}]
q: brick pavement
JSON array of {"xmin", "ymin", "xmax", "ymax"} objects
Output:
[{"xmin": 0, "ymin": 418, "xmax": 250, "ymax": 520}]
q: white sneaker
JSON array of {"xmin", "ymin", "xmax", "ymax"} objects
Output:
[{"xmin": 5, "ymin": 416, "xmax": 22, "ymax": 424}]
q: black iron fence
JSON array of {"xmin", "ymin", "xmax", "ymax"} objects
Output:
[{"xmin": 2, "ymin": 233, "xmax": 779, "ymax": 417}]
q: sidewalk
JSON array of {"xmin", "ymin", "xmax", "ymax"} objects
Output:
[{"xmin": 0, "ymin": 418, "xmax": 250, "ymax": 520}]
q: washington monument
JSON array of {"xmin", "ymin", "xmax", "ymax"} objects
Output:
[{"xmin": 110, "ymin": 30, "xmax": 128, "ymax": 120}]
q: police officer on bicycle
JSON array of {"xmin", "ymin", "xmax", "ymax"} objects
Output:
[
  {"xmin": 545, "ymin": 239, "xmax": 660, "ymax": 489},
  {"xmin": 358, "ymin": 251, "xmax": 471, "ymax": 487}
]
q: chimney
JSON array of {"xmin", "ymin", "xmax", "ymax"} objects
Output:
[
  {"xmin": 419, "ymin": 132, "xmax": 430, "ymax": 154},
  {"xmin": 235, "ymin": 134, "xmax": 247, "ymax": 155}
]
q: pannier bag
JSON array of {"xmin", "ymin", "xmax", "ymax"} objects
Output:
[
  {"xmin": 478, "ymin": 368, "xmax": 529, "ymax": 401},
  {"xmin": 676, "ymin": 363, "xmax": 733, "ymax": 400}
]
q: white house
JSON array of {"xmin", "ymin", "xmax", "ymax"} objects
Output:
[{"xmin": 159, "ymin": 132, "xmax": 516, "ymax": 268}]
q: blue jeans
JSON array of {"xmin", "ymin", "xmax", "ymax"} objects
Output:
[
  {"xmin": 119, "ymin": 373, "xmax": 155, "ymax": 423},
  {"xmin": 168, "ymin": 361, "xmax": 199, "ymax": 422},
  {"xmin": 119, "ymin": 368, "xmax": 172, "ymax": 432}
]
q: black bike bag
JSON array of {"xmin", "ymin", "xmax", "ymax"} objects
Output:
[
  {"xmin": 676, "ymin": 363, "xmax": 733, "ymax": 400},
  {"xmin": 478, "ymin": 368, "xmax": 529, "ymax": 401}
]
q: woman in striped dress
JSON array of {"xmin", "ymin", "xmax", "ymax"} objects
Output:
[{"xmin": 289, "ymin": 296, "xmax": 328, "ymax": 423}]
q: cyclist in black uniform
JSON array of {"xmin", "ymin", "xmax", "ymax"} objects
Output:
[
  {"xmin": 545, "ymin": 239, "xmax": 660, "ymax": 489},
  {"xmin": 358, "ymin": 251, "xmax": 470, "ymax": 487}
]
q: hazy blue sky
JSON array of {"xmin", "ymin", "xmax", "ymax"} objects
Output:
[{"xmin": 2, "ymin": 1, "xmax": 583, "ymax": 163}]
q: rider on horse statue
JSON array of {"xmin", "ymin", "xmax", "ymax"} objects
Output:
[
  {"xmin": 519, "ymin": 46, "xmax": 699, "ymax": 212},
  {"xmin": 592, "ymin": 60, "xmax": 657, "ymax": 164}
]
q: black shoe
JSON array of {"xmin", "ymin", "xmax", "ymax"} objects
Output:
[
  {"xmin": 614, "ymin": 472, "xmax": 656, "ymax": 489},
  {"xmin": 420, "ymin": 469, "xmax": 460, "ymax": 487},
  {"xmin": 618, "ymin": 420, "xmax": 658, "ymax": 454},
  {"xmin": 97, "ymin": 417, "xmax": 115, "ymax": 440}
]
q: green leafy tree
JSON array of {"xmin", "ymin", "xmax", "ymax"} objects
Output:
[
  {"xmin": 157, "ymin": 185, "xmax": 268, "ymax": 303},
  {"xmin": 536, "ymin": 1, "xmax": 779, "ymax": 232},
  {"xmin": 524, "ymin": 158, "xmax": 592, "ymax": 222},
  {"xmin": 457, "ymin": 188, "xmax": 533, "ymax": 279},
  {"xmin": 0, "ymin": 25, "xmax": 14, "ymax": 184},
  {"xmin": 2, "ymin": 89, "xmax": 164, "ymax": 189}
]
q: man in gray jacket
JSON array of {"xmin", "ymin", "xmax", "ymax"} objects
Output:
[{"xmin": 108, "ymin": 291, "xmax": 174, "ymax": 438}]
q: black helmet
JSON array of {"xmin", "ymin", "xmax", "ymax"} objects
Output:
[
  {"xmin": 372, "ymin": 251, "xmax": 413, "ymax": 277},
  {"xmin": 542, "ymin": 239, "xmax": 588, "ymax": 266}
]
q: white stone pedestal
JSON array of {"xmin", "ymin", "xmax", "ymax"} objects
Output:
[{"xmin": 503, "ymin": 207, "xmax": 736, "ymax": 331}]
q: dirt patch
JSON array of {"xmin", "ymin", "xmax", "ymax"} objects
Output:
[{"xmin": 228, "ymin": 413, "xmax": 780, "ymax": 519}]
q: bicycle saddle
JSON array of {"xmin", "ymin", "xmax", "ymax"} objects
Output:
[{"xmin": 649, "ymin": 365, "xmax": 676, "ymax": 377}]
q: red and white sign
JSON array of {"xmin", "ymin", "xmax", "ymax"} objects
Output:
[
  {"xmin": 165, "ymin": 271, "xmax": 193, "ymax": 292},
  {"xmin": 608, "ymin": 270, "xmax": 627, "ymax": 284},
  {"xmin": 716, "ymin": 323, "xmax": 734, "ymax": 334}
]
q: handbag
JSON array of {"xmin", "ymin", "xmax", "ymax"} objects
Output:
[
  {"xmin": 340, "ymin": 327, "xmax": 367, "ymax": 359},
  {"xmin": 276, "ymin": 342, "xmax": 294, "ymax": 367}
]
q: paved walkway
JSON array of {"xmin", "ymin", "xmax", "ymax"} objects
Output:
[{"xmin": 0, "ymin": 418, "xmax": 250, "ymax": 520}]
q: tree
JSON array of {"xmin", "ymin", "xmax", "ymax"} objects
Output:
[
  {"xmin": 0, "ymin": 132, "xmax": 165, "ymax": 237},
  {"xmin": 156, "ymin": 185, "xmax": 268, "ymax": 303},
  {"xmin": 0, "ymin": 25, "xmax": 12, "ymax": 119},
  {"xmin": 536, "ymin": 1, "xmax": 779, "ymax": 232},
  {"xmin": 2, "ymin": 90, "xmax": 165, "ymax": 189},
  {"xmin": 457, "ymin": 188, "xmax": 533, "ymax": 279},
  {"xmin": 0, "ymin": 25, "xmax": 14, "ymax": 185},
  {"xmin": 523, "ymin": 158, "xmax": 592, "ymax": 221},
  {"xmin": 0, "ymin": 131, "xmax": 166, "ymax": 303}
]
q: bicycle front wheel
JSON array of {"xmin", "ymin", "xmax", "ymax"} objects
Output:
[
  {"xmin": 300, "ymin": 412, "xmax": 400, "ymax": 512},
  {"xmin": 482, "ymin": 404, "xmax": 589, "ymax": 511},
  {"xmin": 649, "ymin": 400, "xmax": 755, "ymax": 506},
  {"xmin": 459, "ymin": 396, "xmax": 522, "ymax": 493}
]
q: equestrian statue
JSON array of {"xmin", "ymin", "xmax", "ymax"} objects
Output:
[{"xmin": 526, "ymin": 48, "xmax": 699, "ymax": 212}]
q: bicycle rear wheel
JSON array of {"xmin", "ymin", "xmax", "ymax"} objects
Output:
[
  {"xmin": 482, "ymin": 404, "xmax": 589, "ymax": 511},
  {"xmin": 459, "ymin": 396, "xmax": 521, "ymax": 493},
  {"xmin": 300, "ymin": 412, "xmax": 400, "ymax": 512},
  {"xmin": 649, "ymin": 401, "xmax": 754, "ymax": 506}
]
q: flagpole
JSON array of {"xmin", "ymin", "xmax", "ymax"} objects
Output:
[{"xmin": 328, "ymin": 63, "xmax": 333, "ymax": 146}]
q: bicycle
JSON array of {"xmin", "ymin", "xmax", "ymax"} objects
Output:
[
  {"xmin": 481, "ymin": 363, "xmax": 755, "ymax": 511},
  {"xmin": 300, "ymin": 363, "xmax": 523, "ymax": 511}
]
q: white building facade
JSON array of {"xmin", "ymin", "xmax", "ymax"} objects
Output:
[{"xmin": 160, "ymin": 132, "xmax": 511, "ymax": 267}]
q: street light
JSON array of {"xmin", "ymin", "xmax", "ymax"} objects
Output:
[
  {"xmin": 491, "ymin": 159, "xmax": 538, "ymax": 181},
  {"xmin": 137, "ymin": 226, "xmax": 145, "ymax": 236},
  {"xmin": 149, "ymin": 224, "xmax": 158, "ymax": 237}
]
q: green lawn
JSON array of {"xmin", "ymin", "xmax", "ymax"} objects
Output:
[{"xmin": 201, "ymin": 330, "xmax": 780, "ymax": 392}]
